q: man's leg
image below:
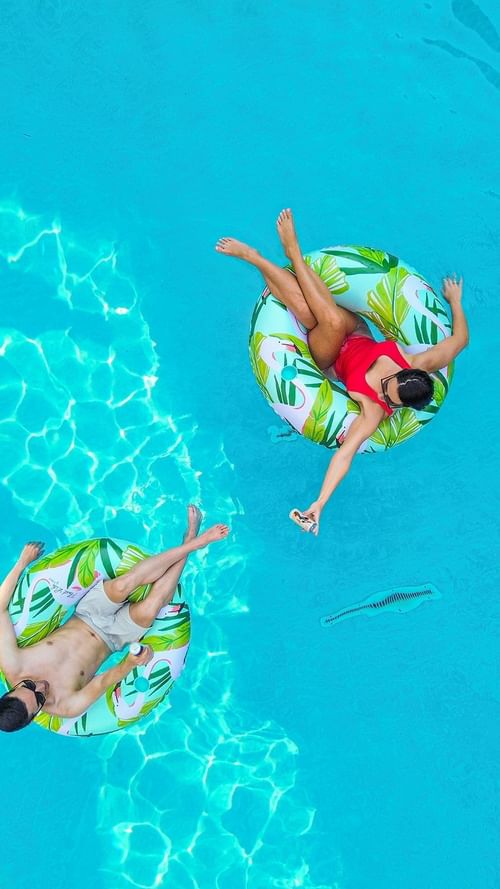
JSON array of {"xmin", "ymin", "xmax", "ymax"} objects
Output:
[
  {"xmin": 103, "ymin": 507, "xmax": 228, "ymax": 604},
  {"xmin": 127, "ymin": 505, "xmax": 203, "ymax": 627},
  {"xmin": 216, "ymin": 236, "xmax": 318, "ymax": 329},
  {"xmin": 128, "ymin": 560, "xmax": 186, "ymax": 628}
]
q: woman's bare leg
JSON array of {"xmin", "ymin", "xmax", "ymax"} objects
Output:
[
  {"xmin": 276, "ymin": 209, "xmax": 358, "ymax": 368},
  {"xmin": 129, "ymin": 506, "xmax": 202, "ymax": 628},
  {"xmin": 104, "ymin": 507, "xmax": 229, "ymax": 603},
  {"xmin": 276, "ymin": 209, "xmax": 346, "ymax": 319},
  {"xmin": 216, "ymin": 237, "xmax": 317, "ymax": 329}
]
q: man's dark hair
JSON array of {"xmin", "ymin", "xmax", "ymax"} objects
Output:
[
  {"xmin": 396, "ymin": 369, "xmax": 434, "ymax": 410},
  {"xmin": 0, "ymin": 693, "xmax": 32, "ymax": 732}
]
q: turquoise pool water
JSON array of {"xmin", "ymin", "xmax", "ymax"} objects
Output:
[{"xmin": 0, "ymin": 2, "xmax": 499, "ymax": 887}]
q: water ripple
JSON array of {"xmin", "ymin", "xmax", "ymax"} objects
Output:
[{"xmin": 0, "ymin": 201, "xmax": 335, "ymax": 889}]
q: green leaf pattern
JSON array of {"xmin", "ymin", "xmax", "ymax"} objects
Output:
[
  {"xmin": 5, "ymin": 537, "xmax": 191, "ymax": 737},
  {"xmin": 369, "ymin": 408, "xmax": 421, "ymax": 449},
  {"xmin": 30, "ymin": 540, "xmax": 89, "ymax": 574},
  {"xmin": 366, "ymin": 266, "xmax": 411, "ymax": 344},
  {"xmin": 303, "ymin": 253, "xmax": 349, "ymax": 294},
  {"xmin": 303, "ymin": 380, "xmax": 333, "ymax": 443},
  {"xmin": 17, "ymin": 605, "xmax": 65, "ymax": 647},
  {"xmin": 115, "ymin": 544, "xmax": 152, "ymax": 601},
  {"xmin": 74, "ymin": 540, "xmax": 100, "ymax": 588},
  {"xmin": 249, "ymin": 331, "xmax": 272, "ymax": 401},
  {"xmin": 249, "ymin": 245, "xmax": 454, "ymax": 452}
]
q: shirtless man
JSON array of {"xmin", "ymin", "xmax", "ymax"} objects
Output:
[
  {"xmin": 217, "ymin": 209, "xmax": 469, "ymax": 534},
  {"xmin": 0, "ymin": 506, "xmax": 229, "ymax": 732}
]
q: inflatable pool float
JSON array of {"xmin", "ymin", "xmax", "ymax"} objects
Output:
[
  {"xmin": 249, "ymin": 246, "xmax": 454, "ymax": 453},
  {"xmin": 0, "ymin": 537, "xmax": 191, "ymax": 737}
]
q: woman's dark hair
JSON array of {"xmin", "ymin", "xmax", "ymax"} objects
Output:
[
  {"xmin": 0, "ymin": 693, "xmax": 32, "ymax": 732},
  {"xmin": 396, "ymin": 369, "xmax": 434, "ymax": 410}
]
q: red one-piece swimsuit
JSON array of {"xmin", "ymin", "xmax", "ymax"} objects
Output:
[{"xmin": 333, "ymin": 335, "xmax": 411, "ymax": 416}]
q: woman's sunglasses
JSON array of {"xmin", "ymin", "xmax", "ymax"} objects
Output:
[
  {"xmin": 380, "ymin": 372, "xmax": 402, "ymax": 410},
  {"xmin": 10, "ymin": 680, "xmax": 46, "ymax": 714}
]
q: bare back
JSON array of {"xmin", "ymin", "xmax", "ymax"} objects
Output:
[{"xmin": 11, "ymin": 617, "xmax": 110, "ymax": 715}]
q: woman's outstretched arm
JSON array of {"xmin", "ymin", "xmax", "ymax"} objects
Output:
[{"xmin": 299, "ymin": 405, "xmax": 383, "ymax": 535}]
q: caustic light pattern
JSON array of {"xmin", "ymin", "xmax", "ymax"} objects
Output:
[{"xmin": 0, "ymin": 202, "xmax": 333, "ymax": 889}]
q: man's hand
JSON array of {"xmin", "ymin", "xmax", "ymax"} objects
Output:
[
  {"xmin": 125, "ymin": 644, "xmax": 154, "ymax": 669},
  {"xmin": 18, "ymin": 541, "xmax": 45, "ymax": 569},
  {"xmin": 57, "ymin": 644, "xmax": 155, "ymax": 718},
  {"xmin": 441, "ymin": 275, "xmax": 463, "ymax": 304}
]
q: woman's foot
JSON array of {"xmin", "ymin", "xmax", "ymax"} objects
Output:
[
  {"xmin": 195, "ymin": 523, "xmax": 230, "ymax": 547},
  {"xmin": 276, "ymin": 208, "xmax": 300, "ymax": 261},
  {"xmin": 183, "ymin": 504, "xmax": 203, "ymax": 542},
  {"xmin": 215, "ymin": 237, "xmax": 260, "ymax": 263}
]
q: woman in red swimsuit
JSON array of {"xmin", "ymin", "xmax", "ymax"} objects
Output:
[{"xmin": 217, "ymin": 209, "xmax": 469, "ymax": 535}]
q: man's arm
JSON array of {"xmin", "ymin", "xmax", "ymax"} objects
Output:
[
  {"xmin": 0, "ymin": 542, "xmax": 45, "ymax": 612},
  {"xmin": 0, "ymin": 543, "xmax": 45, "ymax": 676},
  {"xmin": 412, "ymin": 277, "xmax": 469, "ymax": 374},
  {"xmin": 0, "ymin": 558, "xmax": 26, "ymax": 613},
  {"xmin": 57, "ymin": 645, "xmax": 153, "ymax": 718}
]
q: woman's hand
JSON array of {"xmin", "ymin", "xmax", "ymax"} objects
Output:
[
  {"xmin": 441, "ymin": 275, "xmax": 463, "ymax": 304},
  {"xmin": 301, "ymin": 501, "xmax": 322, "ymax": 536},
  {"xmin": 19, "ymin": 541, "xmax": 45, "ymax": 568}
]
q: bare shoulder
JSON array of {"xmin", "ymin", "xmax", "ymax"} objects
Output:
[
  {"xmin": 43, "ymin": 694, "xmax": 79, "ymax": 718},
  {"xmin": 348, "ymin": 393, "xmax": 384, "ymax": 423},
  {"xmin": 394, "ymin": 343, "xmax": 416, "ymax": 366}
]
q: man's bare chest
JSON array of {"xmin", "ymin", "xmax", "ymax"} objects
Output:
[{"xmin": 19, "ymin": 618, "xmax": 108, "ymax": 696}]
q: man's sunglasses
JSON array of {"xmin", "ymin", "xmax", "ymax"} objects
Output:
[
  {"xmin": 10, "ymin": 680, "xmax": 46, "ymax": 714},
  {"xmin": 380, "ymin": 372, "xmax": 402, "ymax": 410}
]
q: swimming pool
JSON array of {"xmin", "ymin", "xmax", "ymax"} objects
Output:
[{"xmin": 0, "ymin": 2, "xmax": 499, "ymax": 887}]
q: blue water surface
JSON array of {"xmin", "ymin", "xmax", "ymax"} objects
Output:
[{"xmin": 0, "ymin": 2, "xmax": 499, "ymax": 888}]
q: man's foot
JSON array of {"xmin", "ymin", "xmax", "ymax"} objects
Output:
[
  {"xmin": 184, "ymin": 504, "xmax": 203, "ymax": 542},
  {"xmin": 195, "ymin": 523, "xmax": 230, "ymax": 547},
  {"xmin": 276, "ymin": 208, "xmax": 300, "ymax": 260},
  {"xmin": 215, "ymin": 237, "xmax": 260, "ymax": 263}
]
